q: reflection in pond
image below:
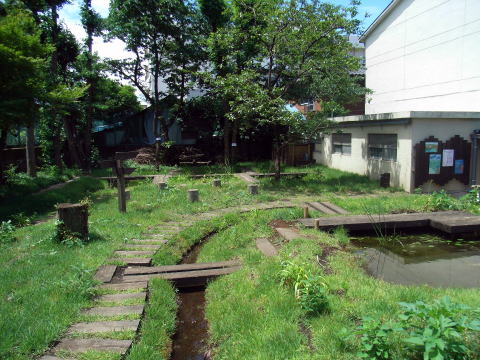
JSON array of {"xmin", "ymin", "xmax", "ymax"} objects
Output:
[{"xmin": 352, "ymin": 234, "xmax": 480, "ymax": 288}]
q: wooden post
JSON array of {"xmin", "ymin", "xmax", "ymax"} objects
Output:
[
  {"xmin": 116, "ymin": 160, "xmax": 127, "ymax": 213},
  {"xmin": 314, "ymin": 219, "xmax": 320, "ymax": 230},
  {"xmin": 125, "ymin": 191, "xmax": 130, "ymax": 201},
  {"xmin": 188, "ymin": 189, "xmax": 199, "ymax": 202},
  {"xmin": 213, "ymin": 179, "xmax": 221, "ymax": 187},
  {"xmin": 303, "ymin": 206, "xmax": 310, "ymax": 218},
  {"xmin": 57, "ymin": 203, "xmax": 89, "ymax": 239},
  {"xmin": 248, "ymin": 184, "xmax": 259, "ymax": 195},
  {"xmin": 158, "ymin": 182, "xmax": 167, "ymax": 190}
]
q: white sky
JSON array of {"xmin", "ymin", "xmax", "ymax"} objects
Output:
[{"xmin": 59, "ymin": 0, "xmax": 131, "ymax": 60}]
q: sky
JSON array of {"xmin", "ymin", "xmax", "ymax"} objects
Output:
[{"xmin": 58, "ymin": 0, "xmax": 392, "ymax": 61}]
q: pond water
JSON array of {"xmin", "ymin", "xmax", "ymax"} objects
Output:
[{"xmin": 352, "ymin": 234, "xmax": 480, "ymax": 288}]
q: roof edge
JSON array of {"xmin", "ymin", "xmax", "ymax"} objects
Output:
[
  {"xmin": 330, "ymin": 111, "xmax": 480, "ymax": 123},
  {"xmin": 359, "ymin": 0, "xmax": 402, "ymax": 43}
]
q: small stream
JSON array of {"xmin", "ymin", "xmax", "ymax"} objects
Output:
[{"xmin": 170, "ymin": 239, "xmax": 210, "ymax": 360}]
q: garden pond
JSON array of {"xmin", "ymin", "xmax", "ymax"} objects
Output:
[{"xmin": 352, "ymin": 234, "xmax": 480, "ymax": 288}]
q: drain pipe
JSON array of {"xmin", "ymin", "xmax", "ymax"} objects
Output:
[{"xmin": 470, "ymin": 131, "xmax": 480, "ymax": 186}]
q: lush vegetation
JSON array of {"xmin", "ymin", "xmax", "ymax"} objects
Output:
[{"xmin": 1, "ymin": 164, "xmax": 479, "ymax": 360}]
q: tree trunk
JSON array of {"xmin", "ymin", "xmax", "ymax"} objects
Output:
[
  {"xmin": 273, "ymin": 126, "xmax": 282, "ymax": 181},
  {"xmin": 223, "ymin": 119, "xmax": 232, "ymax": 166},
  {"xmin": 26, "ymin": 123, "xmax": 36, "ymax": 177},
  {"xmin": 84, "ymin": 0, "xmax": 94, "ymax": 173},
  {"xmin": 63, "ymin": 117, "xmax": 84, "ymax": 169},
  {"xmin": 53, "ymin": 126, "xmax": 63, "ymax": 169},
  {"xmin": 231, "ymin": 120, "xmax": 239, "ymax": 164},
  {"xmin": 0, "ymin": 128, "xmax": 8, "ymax": 184}
]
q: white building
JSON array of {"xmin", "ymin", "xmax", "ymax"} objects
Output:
[{"xmin": 314, "ymin": 0, "xmax": 480, "ymax": 193}]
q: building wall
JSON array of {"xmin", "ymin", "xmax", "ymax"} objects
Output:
[
  {"xmin": 364, "ymin": 0, "xmax": 480, "ymax": 114},
  {"xmin": 313, "ymin": 123, "xmax": 413, "ymax": 191}
]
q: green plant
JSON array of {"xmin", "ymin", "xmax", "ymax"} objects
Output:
[
  {"xmin": 422, "ymin": 190, "xmax": 461, "ymax": 211},
  {"xmin": 52, "ymin": 220, "xmax": 85, "ymax": 247},
  {"xmin": 10, "ymin": 212, "xmax": 33, "ymax": 227},
  {"xmin": 398, "ymin": 297, "xmax": 480, "ymax": 360},
  {"xmin": 279, "ymin": 261, "xmax": 329, "ymax": 315},
  {"xmin": 296, "ymin": 275, "xmax": 329, "ymax": 315},
  {"xmin": 355, "ymin": 317, "xmax": 393, "ymax": 360},
  {"xmin": 0, "ymin": 220, "xmax": 16, "ymax": 244}
]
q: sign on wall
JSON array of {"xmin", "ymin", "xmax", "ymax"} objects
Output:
[{"xmin": 414, "ymin": 135, "xmax": 470, "ymax": 188}]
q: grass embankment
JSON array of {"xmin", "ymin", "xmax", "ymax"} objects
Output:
[
  {"xmin": 190, "ymin": 209, "xmax": 480, "ymax": 360},
  {"xmin": 0, "ymin": 176, "xmax": 103, "ymax": 222},
  {"xmin": 2, "ymin": 162, "xmax": 472, "ymax": 360}
]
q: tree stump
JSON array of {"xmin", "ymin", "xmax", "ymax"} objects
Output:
[
  {"xmin": 248, "ymin": 184, "xmax": 259, "ymax": 195},
  {"xmin": 303, "ymin": 206, "xmax": 310, "ymax": 218},
  {"xmin": 158, "ymin": 182, "xmax": 167, "ymax": 190},
  {"xmin": 57, "ymin": 203, "xmax": 89, "ymax": 239},
  {"xmin": 188, "ymin": 189, "xmax": 199, "ymax": 202},
  {"xmin": 212, "ymin": 179, "xmax": 221, "ymax": 187}
]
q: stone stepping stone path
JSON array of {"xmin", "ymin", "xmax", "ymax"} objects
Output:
[
  {"xmin": 305, "ymin": 201, "xmax": 349, "ymax": 215},
  {"xmin": 94, "ymin": 265, "xmax": 117, "ymax": 283},
  {"xmin": 256, "ymin": 238, "xmax": 278, "ymax": 257},
  {"xmin": 114, "ymin": 250, "xmax": 155, "ymax": 257},
  {"xmin": 68, "ymin": 320, "xmax": 140, "ymax": 334},
  {"xmin": 275, "ymin": 227, "xmax": 301, "ymax": 242},
  {"xmin": 82, "ymin": 305, "xmax": 144, "ymax": 317},
  {"xmin": 98, "ymin": 292, "xmax": 147, "ymax": 302},
  {"xmin": 40, "ymin": 199, "xmax": 304, "ymax": 359}
]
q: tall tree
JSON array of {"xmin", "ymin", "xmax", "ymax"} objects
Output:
[
  {"xmin": 209, "ymin": 0, "xmax": 366, "ymax": 178},
  {"xmin": 108, "ymin": 0, "xmax": 203, "ymax": 156},
  {"xmin": 0, "ymin": 9, "xmax": 48, "ymax": 182},
  {"xmin": 80, "ymin": 0, "xmax": 103, "ymax": 171}
]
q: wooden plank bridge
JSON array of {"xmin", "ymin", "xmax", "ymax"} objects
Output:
[
  {"xmin": 299, "ymin": 210, "xmax": 480, "ymax": 235},
  {"xmin": 122, "ymin": 260, "xmax": 241, "ymax": 288}
]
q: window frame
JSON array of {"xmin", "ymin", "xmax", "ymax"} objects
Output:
[
  {"xmin": 332, "ymin": 133, "xmax": 352, "ymax": 155},
  {"xmin": 367, "ymin": 134, "xmax": 397, "ymax": 161}
]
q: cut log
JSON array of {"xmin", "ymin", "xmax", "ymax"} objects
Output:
[
  {"xmin": 56, "ymin": 203, "xmax": 89, "ymax": 240},
  {"xmin": 248, "ymin": 184, "xmax": 259, "ymax": 195},
  {"xmin": 188, "ymin": 189, "xmax": 199, "ymax": 202}
]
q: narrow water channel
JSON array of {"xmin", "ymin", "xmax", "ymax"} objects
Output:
[{"xmin": 170, "ymin": 238, "xmax": 210, "ymax": 360}]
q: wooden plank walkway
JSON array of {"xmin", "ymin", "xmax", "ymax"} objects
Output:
[
  {"xmin": 299, "ymin": 211, "xmax": 477, "ymax": 235},
  {"xmin": 305, "ymin": 201, "xmax": 348, "ymax": 215},
  {"xmin": 256, "ymin": 238, "xmax": 278, "ymax": 257},
  {"xmin": 123, "ymin": 261, "xmax": 241, "ymax": 288}
]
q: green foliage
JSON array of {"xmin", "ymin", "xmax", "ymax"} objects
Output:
[
  {"xmin": 356, "ymin": 317, "xmax": 393, "ymax": 360},
  {"xmin": 0, "ymin": 220, "xmax": 16, "ymax": 244},
  {"xmin": 355, "ymin": 297, "xmax": 480, "ymax": 360},
  {"xmin": 279, "ymin": 260, "xmax": 329, "ymax": 315},
  {"xmin": 398, "ymin": 297, "xmax": 480, "ymax": 360},
  {"xmin": 421, "ymin": 190, "xmax": 462, "ymax": 211}
]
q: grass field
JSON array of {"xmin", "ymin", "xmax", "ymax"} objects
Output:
[{"xmin": 1, "ymin": 162, "xmax": 478, "ymax": 360}]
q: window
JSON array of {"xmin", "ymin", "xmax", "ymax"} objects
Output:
[
  {"xmin": 332, "ymin": 133, "xmax": 351, "ymax": 155},
  {"xmin": 301, "ymin": 100, "xmax": 315, "ymax": 113},
  {"xmin": 368, "ymin": 134, "xmax": 397, "ymax": 161}
]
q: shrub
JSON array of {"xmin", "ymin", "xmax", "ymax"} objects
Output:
[
  {"xmin": 354, "ymin": 297, "xmax": 480, "ymax": 360},
  {"xmin": 422, "ymin": 190, "xmax": 462, "ymax": 211},
  {"xmin": 279, "ymin": 261, "xmax": 329, "ymax": 315},
  {"xmin": 356, "ymin": 317, "xmax": 393, "ymax": 360},
  {"xmin": 0, "ymin": 220, "xmax": 16, "ymax": 244}
]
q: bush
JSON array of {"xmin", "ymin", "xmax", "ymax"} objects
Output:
[
  {"xmin": 279, "ymin": 260, "xmax": 329, "ymax": 315},
  {"xmin": 354, "ymin": 297, "xmax": 480, "ymax": 360},
  {"xmin": 0, "ymin": 220, "xmax": 16, "ymax": 244}
]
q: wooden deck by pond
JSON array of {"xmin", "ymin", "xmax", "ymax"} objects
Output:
[{"xmin": 299, "ymin": 210, "xmax": 480, "ymax": 235}]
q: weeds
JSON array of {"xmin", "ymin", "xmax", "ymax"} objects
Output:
[
  {"xmin": 0, "ymin": 220, "xmax": 16, "ymax": 244},
  {"xmin": 279, "ymin": 260, "xmax": 329, "ymax": 315},
  {"xmin": 355, "ymin": 297, "xmax": 480, "ymax": 360}
]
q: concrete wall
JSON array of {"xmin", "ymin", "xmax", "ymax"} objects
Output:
[
  {"xmin": 314, "ymin": 123, "xmax": 413, "ymax": 191},
  {"xmin": 364, "ymin": 0, "xmax": 480, "ymax": 114}
]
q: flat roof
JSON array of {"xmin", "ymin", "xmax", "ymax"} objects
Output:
[
  {"xmin": 331, "ymin": 111, "xmax": 480, "ymax": 125},
  {"xmin": 359, "ymin": 0, "xmax": 402, "ymax": 43}
]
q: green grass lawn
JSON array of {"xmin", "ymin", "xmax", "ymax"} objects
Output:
[{"xmin": 1, "ymin": 163, "xmax": 478, "ymax": 360}]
